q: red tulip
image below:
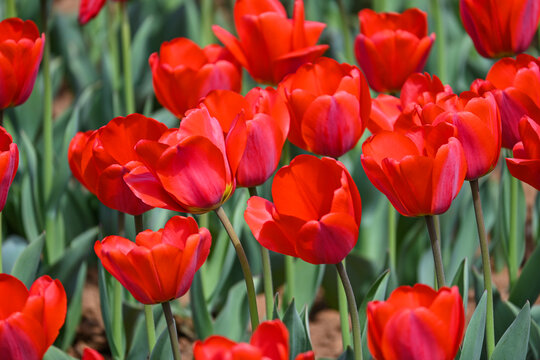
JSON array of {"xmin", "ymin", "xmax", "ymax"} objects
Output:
[
  {"xmin": 68, "ymin": 114, "xmax": 168, "ymax": 215},
  {"xmin": 199, "ymin": 88, "xmax": 289, "ymax": 187},
  {"xmin": 354, "ymin": 9, "xmax": 435, "ymax": 93},
  {"xmin": 82, "ymin": 348, "xmax": 104, "ymax": 360},
  {"xmin": 278, "ymin": 57, "xmax": 371, "ymax": 158},
  {"xmin": 124, "ymin": 107, "xmax": 246, "ymax": 214},
  {"xmin": 95, "ymin": 215, "xmax": 211, "ymax": 304},
  {"xmin": 367, "ymin": 284, "xmax": 465, "ymax": 360},
  {"xmin": 244, "ymin": 155, "xmax": 361, "ymax": 264},
  {"xmin": 78, "ymin": 0, "xmax": 128, "ymax": 25},
  {"xmin": 506, "ymin": 116, "xmax": 540, "ymax": 190},
  {"xmin": 0, "ymin": 274, "xmax": 67, "ymax": 360},
  {"xmin": 0, "ymin": 18, "xmax": 44, "ymax": 109},
  {"xmin": 149, "ymin": 38, "xmax": 242, "ymax": 119},
  {"xmin": 361, "ymin": 122, "xmax": 467, "ymax": 217},
  {"xmin": 193, "ymin": 320, "xmax": 314, "ymax": 360},
  {"xmin": 213, "ymin": 0, "xmax": 328, "ymax": 85},
  {"xmin": 471, "ymin": 54, "xmax": 540, "ymax": 149},
  {"xmin": 460, "ymin": 0, "xmax": 540, "ymax": 58},
  {"xmin": 0, "ymin": 127, "xmax": 18, "ymax": 212}
]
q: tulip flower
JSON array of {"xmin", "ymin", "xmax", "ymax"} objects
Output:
[
  {"xmin": 95, "ymin": 215, "xmax": 211, "ymax": 304},
  {"xmin": 0, "ymin": 127, "xmax": 18, "ymax": 212},
  {"xmin": 199, "ymin": 88, "xmax": 289, "ymax": 187},
  {"xmin": 82, "ymin": 348, "xmax": 104, "ymax": 360},
  {"xmin": 354, "ymin": 8, "xmax": 435, "ymax": 93},
  {"xmin": 471, "ymin": 54, "xmax": 540, "ymax": 149},
  {"xmin": 278, "ymin": 57, "xmax": 371, "ymax": 158},
  {"xmin": 460, "ymin": 0, "xmax": 540, "ymax": 58},
  {"xmin": 0, "ymin": 18, "xmax": 45, "ymax": 110},
  {"xmin": 361, "ymin": 121, "xmax": 467, "ymax": 217},
  {"xmin": 68, "ymin": 114, "xmax": 168, "ymax": 215},
  {"xmin": 149, "ymin": 38, "xmax": 242, "ymax": 119},
  {"xmin": 78, "ymin": 0, "xmax": 128, "ymax": 24},
  {"xmin": 367, "ymin": 284, "xmax": 464, "ymax": 360},
  {"xmin": 193, "ymin": 320, "xmax": 314, "ymax": 360},
  {"xmin": 213, "ymin": 0, "xmax": 328, "ymax": 85},
  {"xmin": 0, "ymin": 274, "xmax": 67, "ymax": 360},
  {"xmin": 244, "ymin": 154, "xmax": 361, "ymax": 264},
  {"xmin": 124, "ymin": 107, "xmax": 246, "ymax": 214},
  {"xmin": 506, "ymin": 116, "xmax": 540, "ymax": 190}
]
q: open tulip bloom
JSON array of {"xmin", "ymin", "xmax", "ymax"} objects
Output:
[
  {"xmin": 506, "ymin": 115, "xmax": 540, "ymax": 190},
  {"xmin": 0, "ymin": 126, "xmax": 18, "ymax": 212}
]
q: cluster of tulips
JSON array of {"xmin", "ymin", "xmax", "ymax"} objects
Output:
[{"xmin": 0, "ymin": 0, "xmax": 540, "ymax": 359}]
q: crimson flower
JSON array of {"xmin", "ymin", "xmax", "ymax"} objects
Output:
[
  {"xmin": 149, "ymin": 38, "xmax": 242, "ymax": 119},
  {"xmin": 354, "ymin": 8, "xmax": 435, "ymax": 93},
  {"xmin": 79, "ymin": 0, "xmax": 127, "ymax": 25},
  {"xmin": 245, "ymin": 155, "xmax": 361, "ymax": 265},
  {"xmin": 0, "ymin": 274, "xmax": 67, "ymax": 360},
  {"xmin": 0, "ymin": 127, "xmax": 18, "ymax": 212},
  {"xmin": 82, "ymin": 348, "xmax": 104, "ymax": 360},
  {"xmin": 0, "ymin": 18, "xmax": 44, "ymax": 110},
  {"xmin": 460, "ymin": 0, "xmax": 540, "ymax": 58},
  {"xmin": 367, "ymin": 284, "xmax": 465, "ymax": 360},
  {"xmin": 95, "ymin": 216, "xmax": 211, "ymax": 304},
  {"xmin": 278, "ymin": 57, "xmax": 371, "ymax": 158},
  {"xmin": 506, "ymin": 116, "xmax": 540, "ymax": 190},
  {"xmin": 213, "ymin": 0, "xmax": 328, "ymax": 85},
  {"xmin": 193, "ymin": 320, "xmax": 314, "ymax": 360},
  {"xmin": 199, "ymin": 88, "xmax": 289, "ymax": 187}
]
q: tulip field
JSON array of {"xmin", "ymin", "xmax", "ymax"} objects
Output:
[{"xmin": 1, "ymin": 0, "xmax": 540, "ymax": 359}]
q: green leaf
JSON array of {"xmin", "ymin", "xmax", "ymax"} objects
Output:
[
  {"xmin": 131, "ymin": 16, "xmax": 158, "ymax": 85},
  {"xmin": 283, "ymin": 300, "xmax": 311, "ymax": 359},
  {"xmin": 529, "ymin": 315, "xmax": 540, "ymax": 359},
  {"xmin": 21, "ymin": 174, "xmax": 40, "ymax": 241},
  {"xmin": 58, "ymin": 262, "xmax": 87, "ymax": 350},
  {"xmin": 190, "ymin": 271, "xmax": 214, "ymax": 340},
  {"xmin": 11, "ymin": 234, "xmax": 44, "ymax": 288},
  {"xmin": 337, "ymin": 347, "xmax": 355, "ymax": 360},
  {"xmin": 491, "ymin": 302, "xmax": 531, "ymax": 360},
  {"xmin": 358, "ymin": 270, "xmax": 390, "ymax": 331},
  {"xmin": 509, "ymin": 242, "xmax": 540, "ymax": 306},
  {"xmin": 214, "ymin": 280, "xmax": 250, "ymax": 341},
  {"xmin": 149, "ymin": 327, "xmax": 173, "ymax": 360},
  {"xmin": 291, "ymin": 261, "xmax": 325, "ymax": 312},
  {"xmin": 450, "ymin": 257, "xmax": 469, "ymax": 312},
  {"xmin": 43, "ymin": 346, "xmax": 77, "ymax": 360},
  {"xmin": 459, "ymin": 291, "xmax": 487, "ymax": 360}
]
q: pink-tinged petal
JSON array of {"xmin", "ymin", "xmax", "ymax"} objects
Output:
[
  {"xmin": 200, "ymin": 90, "xmax": 248, "ymax": 132},
  {"xmin": 431, "ymin": 138, "xmax": 466, "ymax": 214},
  {"xmin": 0, "ymin": 313, "xmax": 45, "ymax": 360},
  {"xmin": 272, "ymin": 45, "xmax": 329, "ymax": 84},
  {"xmin": 225, "ymin": 112, "xmax": 248, "ymax": 178},
  {"xmin": 161, "ymin": 216, "xmax": 199, "ymax": 249},
  {"xmin": 212, "ymin": 25, "xmax": 249, "ymax": 69},
  {"xmin": 506, "ymin": 158, "xmax": 540, "ymax": 190},
  {"xmin": 519, "ymin": 115, "xmax": 540, "ymax": 158},
  {"xmin": 78, "ymin": 0, "xmax": 107, "ymax": 24},
  {"xmin": 234, "ymin": 0, "xmax": 287, "ymax": 24},
  {"xmin": 369, "ymin": 94, "xmax": 402, "ymax": 133}
]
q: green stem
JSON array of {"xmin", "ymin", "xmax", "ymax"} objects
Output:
[
  {"xmin": 425, "ymin": 215, "xmax": 446, "ymax": 289},
  {"xmin": 120, "ymin": 1, "xmax": 135, "ymax": 114},
  {"xmin": 337, "ymin": 0, "xmax": 354, "ymax": 64},
  {"xmin": 162, "ymin": 301, "xmax": 181, "ymax": 360},
  {"xmin": 430, "ymin": 0, "xmax": 447, "ymax": 84},
  {"xmin": 248, "ymin": 187, "xmax": 274, "ymax": 320},
  {"xmin": 470, "ymin": 180, "xmax": 495, "ymax": 358},
  {"xmin": 107, "ymin": 3, "xmax": 122, "ymax": 117},
  {"xmin": 6, "ymin": 0, "xmax": 16, "ymax": 18},
  {"xmin": 508, "ymin": 174, "xmax": 519, "ymax": 289},
  {"xmin": 336, "ymin": 262, "xmax": 363, "ymax": 360},
  {"xmin": 338, "ymin": 260, "xmax": 351, "ymax": 349},
  {"xmin": 41, "ymin": 0, "xmax": 53, "ymax": 202},
  {"xmin": 134, "ymin": 214, "xmax": 156, "ymax": 353},
  {"xmin": 112, "ymin": 211, "xmax": 125, "ymax": 360},
  {"xmin": 215, "ymin": 207, "xmax": 260, "ymax": 329},
  {"xmin": 373, "ymin": 0, "xmax": 387, "ymax": 12},
  {"xmin": 283, "ymin": 255, "xmax": 295, "ymax": 306},
  {"xmin": 201, "ymin": 0, "xmax": 214, "ymax": 46},
  {"xmin": 388, "ymin": 203, "xmax": 397, "ymax": 272}
]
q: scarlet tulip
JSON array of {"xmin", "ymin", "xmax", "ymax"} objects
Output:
[
  {"xmin": 124, "ymin": 107, "xmax": 246, "ymax": 214},
  {"xmin": 354, "ymin": 8, "xmax": 435, "ymax": 93},
  {"xmin": 244, "ymin": 155, "xmax": 361, "ymax": 265},
  {"xmin": 213, "ymin": 0, "xmax": 328, "ymax": 85},
  {"xmin": 0, "ymin": 274, "xmax": 67, "ymax": 360},
  {"xmin": 367, "ymin": 284, "xmax": 465, "ymax": 360},
  {"xmin": 95, "ymin": 215, "xmax": 211, "ymax": 304},
  {"xmin": 82, "ymin": 348, "xmax": 104, "ymax": 360},
  {"xmin": 149, "ymin": 38, "xmax": 242, "ymax": 118},
  {"xmin": 199, "ymin": 88, "xmax": 289, "ymax": 187},
  {"xmin": 506, "ymin": 116, "xmax": 540, "ymax": 190},
  {"xmin": 471, "ymin": 54, "xmax": 540, "ymax": 149},
  {"xmin": 361, "ymin": 122, "xmax": 467, "ymax": 217},
  {"xmin": 0, "ymin": 127, "xmax": 18, "ymax": 212},
  {"xmin": 278, "ymin": 57, "xmax": 371, "ymax": 158},
  {"xmin": 68, "ymin": 114, "xmax": 168, "ymax": 215},
  {"xmin": 460, "ymin": 0, "xmax": 540, "ymax": 58},
  {"xmin": 193, "ymin": 320, "xmax": 314, "ymax": 360},
  {"xmin": 0, "ymin": 18, "xmax": 44, "ymax": 109},
  {"xmin": 78, "ymin": 0, "xmax": 128, "ymax": 25}
]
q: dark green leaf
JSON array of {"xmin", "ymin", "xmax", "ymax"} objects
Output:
[
  {"xmin": 214, "ymin": 280, "xmax": 250, "ymax": 341},
  {"xmin": 58, "ymin": 262, "xmax": 87, "ymax": 350},
  {"xmin": 283, "ymin": 300, "xmax": 311, "ymax": 359},
  {"xmin": 450, "ymin": 257, "xmax": 469, "ymax": 312},
  {"xmin": 149, "ymin": 327, "xmax": 173, "ymax": 360},
  {"xmin": 43, "ymin": 346, "xmax": 77, "ymax": 360},
  {"xmin": 491, "ymin": 302, "xmax": 531, "ymax": 360},
  {"xmin": 190, "ymin": 271, "xmax": 214, "ymax": 340},
  {"xmin": 11, "ymin": 234, "xmax": 44, "ymax": 288},
  {"xmin": 509, "ymin": 242, "xmax": 540, "ymax": 306},
  {"xmin": 459, "ymin": 291, "xmax": 487, "ymax": 360}
]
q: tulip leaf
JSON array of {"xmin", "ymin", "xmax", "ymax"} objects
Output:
[
  {"xmin": 509, "ymin": 242, "xmax": 540, "ymax": 306},
  {"xmin": 98, "ymin": 264, "xmax": 125, "ymax": 358},
  {"xmin": 291, "ymin": 261, "xmax": 325, "ymax": 312},
  {"xmin": 491, "ymin": 302, "xmax": 531, "ymax": 360},
  {"xmin": 21, "ymin": 174, "xmax": 40, "ymax": 242},
  {"xmin": 149, "ymin": 327, "xmax": 173, "ymax": 360},
  {"xmin": 528, "ymin": 314, "xmax": 540, "ymax": 359},
  {"xmin": 131, "ymin": 16, "xmax": 158, "ymax": 86},
  {"xmin": 450, "ymin": 257, "xmax": 469, "ymax": 312},
  {"xmin": 1, "ymin": 235, "xmax": 27, "ymax": 274},
  {"xmin": 190, "ymin": 271, "xmax": 214, "ymax": 340},
  {"xmin": 214, "ymin": 279, "xmax": 251, "ymax": 341},
  {"xmin": 337, "ymin": 347, "xmax": 354, "ymax": 360},
  {"xmin": 10, "ymin": 234, "xmax": 44, "ymax": 288},
  {"xmin": 58, "ymin": 262, "xmax": 87, "ymax": 350},
  {"xmin": 43, "ymin": 346, "xmax": 77, "ymax": 360},
  {"xmin": 283, "ymin": 300, "xmax": 311, "ymax": 359},
  {"xmin": 459, "ymin": 291, "xmax": 487, "ymax": 360}
]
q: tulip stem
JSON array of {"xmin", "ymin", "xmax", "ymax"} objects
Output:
[
  {"xmin": 215, "ymin": 207, "xmax": 260, "ymax": 329},
  {"xmin": 107, "ymin": 3, "xmax": 122, "ymax": 117},
  {"xmin": 283, "ymin": 255, "xmax": 295, "ymax": 307},
  {"xmin": 430, "ymin": 0, "xmax": 447, "ymax": 84},
  {"xmin": 120, "ymin": 1, "xmax": 135, "ymax": 114},
  {"xmin": 336, "ymin": 262, "xmax": 363, "ymax": 360},
  {"xmin": 470, "ymin": 180, "xmax": 495, "ymax": 358},
  {"xmin": 6, "ymin": 0, "xmax": 16, "ymax": 18},
  {"xmin": 508, "ymin": 174, "xmax": 519, "ymax": 289},
  {"xmin": 134, "ymin": 214, "xmax": 156, "ymax": 353},
  {"xmin": 388, "ymin": 203, "xmax": 397, "ymax": 273},
  {"xmin": 112, "ymin": 280, "xmax": 124, "ymax": 359},
  {"xmin": 201, "ymin": 0, "xmax": 214, "ymax": 46},
  {"xmin": 336, "ymin": 0, "xmax": 354, "ymax": 64},
  {"xmin": 162, "ymin": 301, "xmax": 181, "ymax": 360},
  {"xmin": 338, "ymin": 260, "xmax": 351, "ymax": 349},
  {"xmin": 248, "ymin": 187, "xmax": 274, "ymax": 320},
  {"xmin": 425, "ymin": 215, "xmax": 446, "ymax": 289}
]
